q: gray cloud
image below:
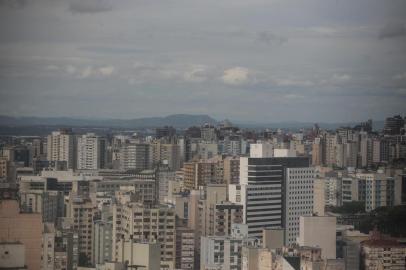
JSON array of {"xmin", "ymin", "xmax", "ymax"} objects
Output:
[
  {"xmin": 1, "ymin": 0, "xmax": 406, "ymax": 122},
  {"xmin": 69, "ymin": 0, "xmax": 113, "ymax": 13},
  {"xmin": 0, "ymin": 0, "xmax": 28, "ymax": 9},
  {"xmin": 256, "ymin": 31, "xmax": 287, "ymax": 45},
  {"xmin": 378, "ymin": 22, "xmax": 406, "ymax": 39}
]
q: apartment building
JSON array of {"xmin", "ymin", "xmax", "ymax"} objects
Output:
[
  {"xmin": 47, "ymin": 129, "xmax": 76, "ymax": 170},
  {"xmin": 77, "ymin": 133, "xmax": 106, "ymax": 170},
  {"xmin": 112, "ymin": 202, "xmax": 176, "ymax": 269}
]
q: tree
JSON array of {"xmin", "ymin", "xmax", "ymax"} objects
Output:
[{"xmin": 329, "ymin": 201, "xmax": 365, "ymax": 214}]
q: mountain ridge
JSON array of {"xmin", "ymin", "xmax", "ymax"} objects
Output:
[
  {"xmin": 0, "ymin": 114, "xmax": 385, "ymax": 130},
  {"xmin": 0, "ymin": 114, "xmax": 218, "ymax": 129}
]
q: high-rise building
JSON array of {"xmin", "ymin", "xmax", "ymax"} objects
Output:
[
  {"xmin": 156, "ymin": 126, "xmax": 176, "ymax": 140},
  {"xmin": 250, "ymin": 143, "xmax": 274, "ymax": 158},
  {"xmin": 158, "ymin": 166, "xmax": 177, "ymax": 203},
  {"xmin": 372, "ymin": 138, "xmax": 381, "ymax": 164},
  {"xmin": 312, "ymin": 137, "xmax": 323, "ymax": 166},
  {"xmin": 175, "ymin": 227, "xmax": 195, "ymax": 270},
  {"xmin": 285, "ymin": 167, "xmax": 314, "ymax": 244},
  {"xmin": 213, "ymin": 202, "xmax": 243, "ymax": 236},
  {"xmin": 19, "ymin": 188, "xmax": 64, "ymax": 223},
  {"xmin": 199, "ymin": 184, "xmax": 228, "ymax": 237},
  {"xmin": 77, "ymin": 133, "xmax": 106, "ymax": 170},
  {"xmin": 201, "ymin": 124, "xmax": 217, "ymax": 142},
  {"xmin": 359, "ymin": 132, "xmax": 373, "ymax": 168},
  {"xmin": 0, "ymin": 156, "xmax": 9, "ymax": 180},
  {"xmin": 0, "ymin": 200, "xmax": 43, "ymax": 270},
  {"xmin": 229, "ymin": 157, "xmax": 311, "ymax": 239},
  {"xmin": 383, "ymin": 115, "xmax": 404, "ymax": 135},
  {"xmin": 357, "ymin": 172, "xmax": 395, "ymax": 211},
  {"xmin": 152, "ymin": 142, "xmax": 181, "ymax": 171},
  {"xmin": 197, "ymin": 142, "xmax": 219, "ymax": 160},
  {"xmin": 65, "ymin": 195, "xmax": 97, "ymax": 263},
  {"xmin": 112, "ymin": 202, "xmax": 176, "ymax": 269},
  {"xmin": 116, "ymin": 239, "xmax": 161, "ymax": 270},
  {"xmin": 182, "ymin": 161, "xmax": 219, "ymax": 190},
  {"xmin": 223, "ymin": 156, "xmax": 240, "ymax": 185},
  {"xmin": 324, "ymin": 133, "xmax": 337, "ymax": 166},
  {"xmin": 200, "ymin": 224, "xmax": 258, "ymax": 270},
  {"xmin": 222, "ymin": 136, "xmax": 243, "ymax": 156},
  {"xmin": 344, "ymin": 141, "xmax": 358, "ymax": 168},
  {"xmin": 47, "ymin": 129, "xmax": 76, "ymax": 170},
  {"xmin": 93, "ymin": 209, "xmax": 113, "ymax": 265},
  {"xmin": 119, "ymin": 143, "xmax": 151, "ymax": 171},
  {"xmin": 298, "ymin": 216, "xmax": 337, "ymax": 259}
]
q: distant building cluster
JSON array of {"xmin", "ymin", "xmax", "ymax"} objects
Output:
[{"xmin": 0, "ymin": 115, "xmax": 406, "ymax": 270}]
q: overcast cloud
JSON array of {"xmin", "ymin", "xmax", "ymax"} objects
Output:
[{"xmin": 0, "ymin": 0, "xmax": 406, "ymax": 122}]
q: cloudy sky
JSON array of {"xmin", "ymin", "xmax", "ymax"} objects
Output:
[{"xmin": 0, "ymin": 0, "xmax": 406, "ymax": 123}]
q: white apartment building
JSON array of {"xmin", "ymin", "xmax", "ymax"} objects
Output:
[
  {"xmin": 325, "ymin": 176, "xmax": 341, "ymax": 207},
  {"xmin": 93, "ymin": 215, "xmax": 113, "ymax": 265},
  {"xmin": 357, "ymin": 172, "xmax": 395, "ymax": 211},
  {"xmin": 47, "ymin": 129, "xmax": 76, "ymax": 169},
  {"xmin": 200, "ymin": 224, "xmax": 259, "ymax": 270},
  {"xmin": 77, "ymin": 133, "xmax": 106, "ymax": 170},
  {"xmin": 285, "ymin": 167, "xmax": 314, "ymax": 244},
  {"xmin": 222, "ymin": 137, "xmax": 242, "ymax": 156},
  {"xmin": 249, "ymin": 143, "xmax": 273, "ymax": 158}
]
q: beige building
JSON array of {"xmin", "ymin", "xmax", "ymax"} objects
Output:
[
  {"xmin": 213, "ymin": 201, "xmax": 243, "ymax": 236},
  {"xmin": 324, "ymin": 133, "xmax": 337, "ymax": 167},
  {"xmin": 175, "ymin": 227, "xmax": 195, "ymax": 270},
  {"xmin": 242, "ymin": 246, "xmax": 272, "ymax": 270},
  {"xmin": 0, "ymin": 242, "xmax": 27, "ymax": 269},
  {"xmin": 47, "ymin": 129, "xmax": 76, "ymax": 170},
  {"xmin": 298, "ymin": 216, "xmax": 336, "ymax": 259},
  {"xmin": 42, "ymin": 223, "xmax": 56, "ymax": 270},
  {"xmin": 198, "ymin": 184, "xmax": 228, "ymax": 237},
  {"xmin": 65, "ymin": 195, "xmax": 97, "ymax": 262},
  {"xmin": 187, "ymin": 190, "xmax": 201, "ymax": 231},
  {"xmin": 112, "ymin": 202, "xmax": 176, "ymax": 269},
  {"xmin": 361, "ymin": 229, "xmax": 406, "ymax": 270},
  {"xmin": 0, "ymin": 156, "xmax": 9, "ymax": 179},
  {"xmin": 182, "ymin": 161, "xmax": 219, "ymax": 190},
  {"xmin": 223, "ymin": 156, "xmax": 240, "ymax": 185},
  {"xmin": 0, "ymin": 200, "xmax": 43, "ymax": 270},
  {"xmin": 313, "ymin": 178, "xmax": 325, "ymax": 216},
  {"xmin": 116, "ymin": 239, "xmax": 161, "ymax": 270},
  {"xmin": 152, "ymin": 141, "xmax": 181, "ymax": 171},
  {"xmin": 262, "ymin": 228, "xmax": 284, "ymax": 251}
]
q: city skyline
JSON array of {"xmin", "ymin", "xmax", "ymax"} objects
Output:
[
  {"xmin": 1, "ymin": 1, "xmax": 406, "ymax": 269},
  {"xmin": 1, "ymin": 0, "xmax": 406, "ymax": 122}
]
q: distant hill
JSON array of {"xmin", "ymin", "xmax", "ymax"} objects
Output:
[
  {"xmin": 237, "ymin": 120, "xmax": 385, "ymax": 131},
  {"xmin": 0, "ymin": 114, "xmax": 218, "ymax": 129},
  {"xmin": 0, "ymin": 114, "xmax": 385, "ymax": 135}
]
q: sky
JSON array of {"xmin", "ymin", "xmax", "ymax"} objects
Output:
[{"xmin": 0, "ymin": 0, "xmax": 406, "ymax": 123}]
